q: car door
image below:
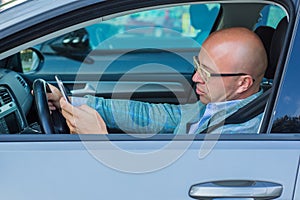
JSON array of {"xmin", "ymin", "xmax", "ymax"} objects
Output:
[
  {"xmin": 0, "ymin": 134, "xmax": 298, "ymax": 200},
  {"xmin": 0, "ymin": 0, "xmax": 299, "ymax": 200}
]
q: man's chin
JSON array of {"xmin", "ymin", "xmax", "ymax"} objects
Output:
[{"xmin": 199, "ymin": 95, "xmax": 211, "ymax": 105}]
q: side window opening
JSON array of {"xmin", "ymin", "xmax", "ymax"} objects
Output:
[{"xmin": 12, "ymin": 2, "xmax": 292, "ymax": 135}]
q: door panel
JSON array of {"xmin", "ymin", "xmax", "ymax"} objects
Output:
[{"xmin": 0, "ymin": 135, "xmax": 299, "ymax": 200}]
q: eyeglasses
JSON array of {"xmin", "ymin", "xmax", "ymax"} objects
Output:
[{"xmin": 193, "ymin": 56, "xmax": 255, "ymax": 83}]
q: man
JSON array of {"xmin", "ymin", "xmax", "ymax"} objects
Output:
[{"xmin": 47, "ymin": 27, "xmax": 267, "ymax": 134}]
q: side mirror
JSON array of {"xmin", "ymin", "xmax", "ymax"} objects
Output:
[{"xmin": 20, "ymin": 48, "xmax": 44, "ymax": 73}]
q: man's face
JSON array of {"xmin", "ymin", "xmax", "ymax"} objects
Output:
[{"xmin": 192, "ymin": 48, "xmax": 240, "ymax": 104}]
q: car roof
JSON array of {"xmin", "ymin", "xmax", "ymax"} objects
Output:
[{"xmin": 0, "ymin": 0, "xmax": 102, "ymax": 35}]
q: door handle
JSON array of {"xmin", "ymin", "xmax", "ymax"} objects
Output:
[{"xmin": 189, "ymin": 180, "xmax": 283, "ymax": 199}]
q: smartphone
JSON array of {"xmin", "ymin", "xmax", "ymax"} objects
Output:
[{"xmin": 55, "ymin": 75, "xmax": 70, "ymax": 103}]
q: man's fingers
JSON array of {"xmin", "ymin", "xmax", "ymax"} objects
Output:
[
  {"xmin": 60, "ymin": 97, "xmax": 74, "ymax": 114},
  {"xmin": 48, "ymin": 102, "xmax": 57, "ymax": 110},
  {"xmin": 60, "ymin": 98, "xmax": 76, "ymax": 121},
  {"xmin": 60, "ymin": 99, "xmax": 107, "ymax": 134},
  {"xmin": 66, "ymin": 120, "xmax": 77, "ymax": 134},
  {"xmin": 60, "ymin": 97, "xmax": 82, "ymax": 127},
  {"xmin": 47, "ymin": 93, "xmax": 56, "ymax": 101}
]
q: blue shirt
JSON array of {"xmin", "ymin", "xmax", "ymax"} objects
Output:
[
  {"xmin": 188, "ymin": 99, "xmax": 242, "ymax": 134},
  {"xmin": 73, "ymin": 90, "xmax": 263, "ymax": 134}
]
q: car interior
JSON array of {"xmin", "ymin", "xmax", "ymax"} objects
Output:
[{"xmin": 0, "ymin": 1, "xmax": 291, "ymax": 134}]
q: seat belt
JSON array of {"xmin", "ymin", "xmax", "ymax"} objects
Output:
[{"xmin": 200, "ymin": 88, "xmax": 271, "ymax": 133}]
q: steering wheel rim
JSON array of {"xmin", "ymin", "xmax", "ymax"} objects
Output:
[
  {"xmin": 33, "ymin": 79, "xmax": 55, "ymax": 134},
  {"xmin": 33, "ymin": 79, "xmax": 70, "ymax": 134}
]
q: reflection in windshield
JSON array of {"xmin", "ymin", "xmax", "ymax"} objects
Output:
[{"xmin": 0, "ymin": 0, "xmax": 27, "ymax": 12}]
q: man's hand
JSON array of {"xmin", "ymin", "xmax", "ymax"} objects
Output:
[
  {"xmin": 47, "ymin": 84, "xmax": 63, "ymax": 111},
  {"xmin": 60, "ymin": 98, "xmax": 108, "ymax": 134},
  {"xmin": 31, "ymin": 84, "xmax": 63, "ymax": 113}
]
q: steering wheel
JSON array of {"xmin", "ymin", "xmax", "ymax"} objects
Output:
[{"xmin": 33, "ymin": 79, "xmax": 69, "ymax": 134}]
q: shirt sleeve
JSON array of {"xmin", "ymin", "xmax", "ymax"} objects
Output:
[
  {"xmin": 70, "ymin": 97, "xmax": 88, "ymax": 107},
  {"xmin": 85, "ymin": 95, "xmax": 182, "ymax": 134}
]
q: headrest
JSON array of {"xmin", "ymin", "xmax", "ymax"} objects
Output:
[
  {"xmin": 255, "ymin": 26, "xmax": 275, "ymax": 60},
  {"xmin": 266, "ymin": 17, "xmax": 288, "ymax": 79}
]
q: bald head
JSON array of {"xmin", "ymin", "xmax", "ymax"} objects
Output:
[
  {"xmin": 193, "ymin": 27, "xmax": 268, "ymax": 103},
  {"xmin": 202, "ymin": 27, "xmax": 267, "ymax": 96}
]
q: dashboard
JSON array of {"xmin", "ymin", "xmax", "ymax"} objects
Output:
[{"xmin": 0, "ymin": 69, "xmax": 33, "ymax": 134}]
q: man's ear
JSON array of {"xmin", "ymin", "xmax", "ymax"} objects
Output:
[{"xmin": 236, "ymin": 75, "xmax": 254, "ymax": 94}]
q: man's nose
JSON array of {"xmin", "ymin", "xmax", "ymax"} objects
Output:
[{"xmin": 192, "ymin": 71, "xmax": 205, "ymax": 84}]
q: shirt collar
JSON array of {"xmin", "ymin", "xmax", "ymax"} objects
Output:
[{"xmin": 204, "ymin": 89, "xmax": 263, "ymax": 113}]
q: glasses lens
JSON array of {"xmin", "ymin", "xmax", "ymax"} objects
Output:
[
  {"xmin": 194, "ymin": 56, "xmax": 209, "ymax": 82},
  {"xmin": 199, "ymin": 67, "xmax": 209, "ymax": 82},
  {"xmin": 193, "ymin": 56, "xmax": 199, "ymax": 71}
]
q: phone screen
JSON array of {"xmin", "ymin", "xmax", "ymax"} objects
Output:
[{"xmin": 55, "ymin": 75, "xmax": 70, "ymax": 103}]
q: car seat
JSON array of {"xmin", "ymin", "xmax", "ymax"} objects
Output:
[
  {"xmin": 268, "ymin": 17, "xmax": 288, "ymax": 79},
  {"xmin": 255, "ymin": 25, "xmax": 275, "ymax": 79},
  {"xmin": 255, "ymin": 17, "xmax": 288, "ymax": 80}
]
